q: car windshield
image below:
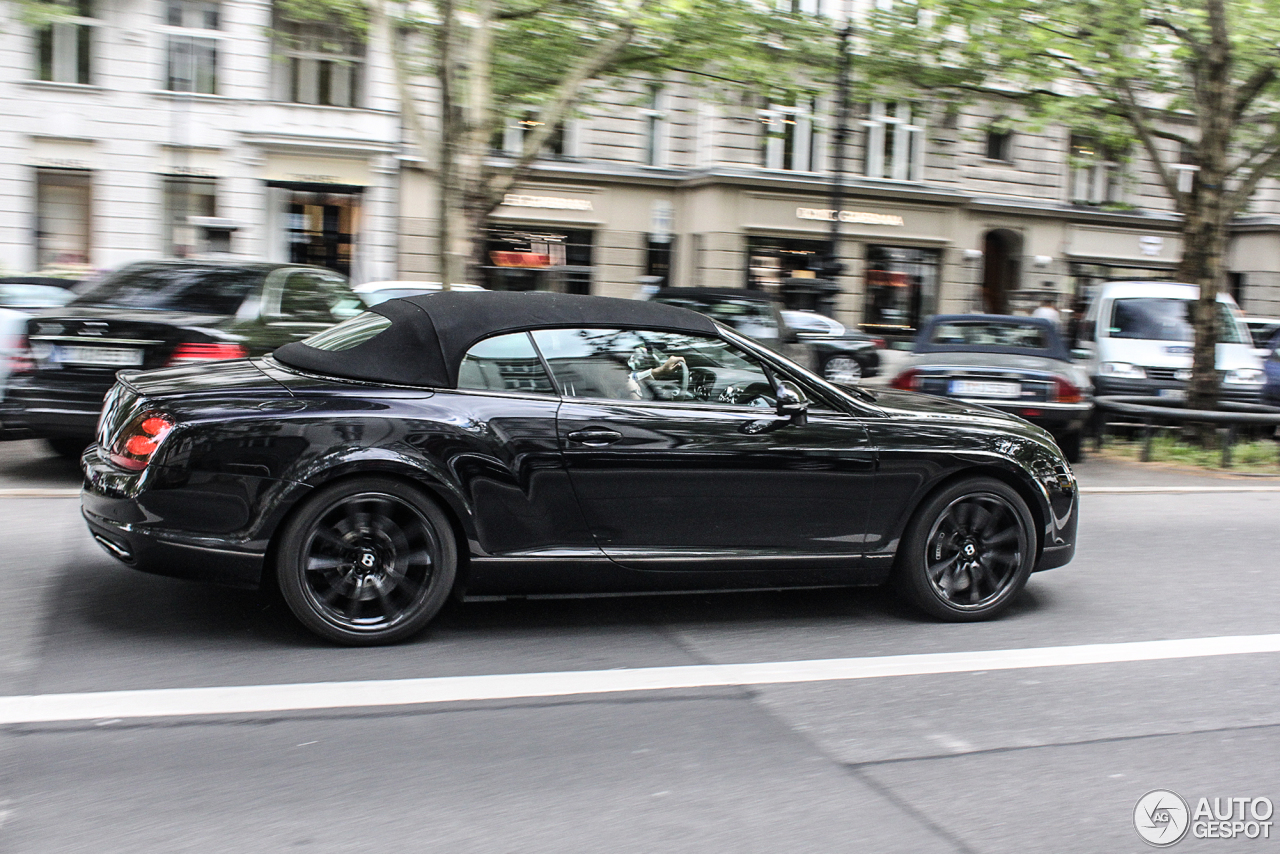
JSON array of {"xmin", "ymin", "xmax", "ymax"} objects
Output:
[
  {"xmin": 652, "ymin": 296, "xmax": 779, "ymax": 339},
  {"xmin": 927, "ymin": 320, "xmax": 1050, "ymax": 351},
  {"xmin": 1109, "ymin": 298, "xmax": 1249, "ymax": 344},
  {"xmin": 72, "ymin": 266, "xmax": 265, "ymax": 314}
]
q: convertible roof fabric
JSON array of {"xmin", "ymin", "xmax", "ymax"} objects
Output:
[{"xmin": 274, "ymin": 290, "xmax": 718, "ymax": 388}]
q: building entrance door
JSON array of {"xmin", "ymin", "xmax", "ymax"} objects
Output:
[{"xmin": 981, "ymin": 229, "xmax": 1022, "ymax": 314}]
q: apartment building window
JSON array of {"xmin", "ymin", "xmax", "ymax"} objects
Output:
[
  {"xmin": 1173, "ymin": 141, "xmax": 1198, "ymax": 195},
  {"xmin": 759, "ymin": 99, "xmax": 816, "ymax": 172},
  {"xmin": 36, "ymin": 169, "xmax": 92, "ymax": 268},
  {"xmin": 642, "ymin": 85, "xmax": 668, "ymax": 167},
  {"xmin": 495, "ymin": 111, "xmax": 568, "ymax": 158},
  {"xmin": 273, "ymin": 11, "xmax": 365, "ymax": 108},
  {"xmin": 165, "ymin": 0, "xmax": 220, "ymax": 94},
  {"xmin": 1068, "ymin": 135, "xmax": 1122, "ymax": 204},
  {"xmin": 985, "ymin": 128, "xmax": 1013, "ymax": 162},
  {"xmin": 863, "ymin": 102, "xmax": 923, "ymax": 181},
  {"xmin": 34, "ymin": 0, "xmax": 95, "ymax": 85},
  {"xmin": 163, "ymin": 176, "xmax": 217, "ymax": 258}
]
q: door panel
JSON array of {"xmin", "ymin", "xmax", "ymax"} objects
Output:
[{"xmin": 556, "ymin": 399, "xmax": 875, "ymax": 569}]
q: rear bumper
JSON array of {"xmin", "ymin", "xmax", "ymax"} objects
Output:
[
  {"xmin": 4, "ymin": 376, "xmax": 112, "ymax": 439},
  {"xmin": 81, "ymin": 444, "xmax": 268, "ymax": 589},
  {"xmin": 957, "ymin": 399, "xmax": 1092, "ymax": 434}
]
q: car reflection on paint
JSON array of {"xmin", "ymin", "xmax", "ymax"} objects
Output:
[{"xmin": 82, "ymin": 292, "xmax": 1077, "ymax": 645}]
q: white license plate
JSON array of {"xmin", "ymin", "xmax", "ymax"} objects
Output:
[
  {"xmin": 55, "ymin": 345, "xmax": 144, "ymax": 367},
  {"xmin": 1157, "ymin": 388, "xmax": 1187, "ymax": 400},
  {"xmin": 951, "ymin": 380, "xmax": 1021, "ymax": 398}
]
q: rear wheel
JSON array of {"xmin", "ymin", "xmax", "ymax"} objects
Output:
[
  {"xmin": 894, "ymin": 477, "xmax": 1035, "ymax": 621},
  {"xmin": 822, "ymin": 355, "xmax": 864, "ymax": 384},
  {"xmin": 276, "ymin": 477, "xmax": 457, "ymax": 645}
]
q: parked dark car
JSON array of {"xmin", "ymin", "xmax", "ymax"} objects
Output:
[
  {"xmin": 4, "ymin": 261, "xmax": 361, "ymax": 455},
  {"xmin": 83, "ymin": 291, "xmax": 1077, "ymax": 645},
  {"xmin": 649, "ymin": 287, "xmax": 880, "ymax": 384},
  {"xmin": 890, "ymin": 315, "xmax": 1093, "ymax": 462}
]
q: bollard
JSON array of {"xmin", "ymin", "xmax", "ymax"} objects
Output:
[
  {"xmin": 1141, "ymin": 420, "xmax": 1154, "ymax": 462},
  {"xmin": 1220, "ymin": 425, "xmax": 1236, "ymax": 468}
]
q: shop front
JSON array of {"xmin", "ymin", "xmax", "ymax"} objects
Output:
[
  {"xmin": 862, "ymin": 244, "xmax": 942, "ymax": 340},
  {"xmin": 483, "ymin": 225, "xmax": 593, "ymax": 293},
  {"xmin": 262, "ymin": 151, "xmax": 374, "ymax": 279}
]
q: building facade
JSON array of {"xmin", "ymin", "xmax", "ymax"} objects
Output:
[
  {"xmin": 0, "ymin": 0, "xmax": 401, "ymax": 282},
  {"xmin": 398, "ymin": 80, "xmax": 1280, "ymax": 336}
]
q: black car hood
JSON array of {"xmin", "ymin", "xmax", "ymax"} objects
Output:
[{"xmin": 867, "ymin": 388, "xmax": 1052, "ymax": 440}]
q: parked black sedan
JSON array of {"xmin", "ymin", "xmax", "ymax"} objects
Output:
[
  {"xmin": 4, "ymin": 260, "xmax": 362, "ymax": 456},
  {"xmin": 649, "ymin": 288, "xmax": 880, "ymax": 384},
  {"xmin": 890, "ymin": 315, "xmax": 1093, "ymax": 462},
  {"xmin": 83, "ymin": 292, "xmax": 1077, "ymax": 645}
]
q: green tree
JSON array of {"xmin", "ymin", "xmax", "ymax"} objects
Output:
[
  {"xmin": 280, "ymin": 0, "xmax": 836, "ymax": 287},
  {"xmin": 862, "ymin": 0, "xmax": 1280, "ymax": 410}
]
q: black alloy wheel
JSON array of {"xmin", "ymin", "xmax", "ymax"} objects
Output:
[
  {"xmin": 895, "ymin": 477, "xmax": 1035, "ymax": 621},
  {"xmin": 277, "ymin": 477, "xmax": 457, "ymax": 645}
]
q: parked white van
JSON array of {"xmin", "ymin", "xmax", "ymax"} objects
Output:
[{"xmin": 1076, "ymin": 281, "xmax": 1264, "ymax": 402}]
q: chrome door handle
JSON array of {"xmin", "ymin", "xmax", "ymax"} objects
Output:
[{"xmin": 567, "ymin": 428, "xmax": 623, "ymax": 446}]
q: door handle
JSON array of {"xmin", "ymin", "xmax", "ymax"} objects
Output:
[{"xmin": 567, "ymin": 428, "xmax": 623, "ymax": 446}]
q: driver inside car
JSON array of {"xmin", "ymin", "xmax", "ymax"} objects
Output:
[{"xmin": 625, "ymin": 347, "xmax": 687, "ymax": 399}]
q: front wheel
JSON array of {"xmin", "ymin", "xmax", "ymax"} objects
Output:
[
  {"xmin": 276, "ymin": 477, "xmax": 457, "ymax": 645},
  {"xmin": 894, "ymin": 477, "xmax": 1036, "ymax": 621}
]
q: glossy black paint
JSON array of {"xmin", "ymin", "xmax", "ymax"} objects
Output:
[{"xmin": 81, "ymin": 327, "xmax": 1078, "ymax": 602}]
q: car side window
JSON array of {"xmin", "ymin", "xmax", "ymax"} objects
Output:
[
  {"xmin": 280, "ymin": 271, "xmax": 360, "ymax": 321},
  {"xmin": 530, "ymin": 327, "xmax": 800, "ymax": 407},
  {"xmin": 457, "ymin": 332, "xmax": 555, "ymax": 395}
]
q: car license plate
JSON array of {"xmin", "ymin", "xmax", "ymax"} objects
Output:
[
  {"xmin": 951, "ymin": 380, "xmax": 1020, "ymax": 398},
  {"xmin": 1157, "ymin": 388, "xmax": 1187, "ymax": 400},
  {"xmin": 55, "ymin": 345, "xmax": 144, "ymax": 367}
]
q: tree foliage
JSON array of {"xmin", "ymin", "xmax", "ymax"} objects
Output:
[{"xmin": 861, "ymin": 0, "xmax": 1280, "ymax": 409}]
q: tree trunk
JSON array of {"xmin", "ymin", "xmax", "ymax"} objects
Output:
[{"xmin": 1180, "ymin": 0, "xmax": 1233, "ymax": 415}]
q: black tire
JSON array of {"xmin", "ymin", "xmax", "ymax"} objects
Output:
[
  {"xmin": 893, "ymin": 476, "xmax": 1036, "ymax": 622},
  {"xmin": 1058, "ymin": 430, "xmax": 1083, "ymax": 463},
  {"xmin": 822, "ymin": 355, "xmax": 864, "ymax": 384},
  {"xmin": 47, "ymin": 437, "xmax": 87, "ymax": 459},
  {"xmin": 276, "ymin": 477, "xmax": 457, "ymax": 646}
]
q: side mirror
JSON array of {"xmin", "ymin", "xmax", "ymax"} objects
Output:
[
  {"xmin": 780, "ymin": 326, "xmax": 800, "ymax": 344},
  {"xmin": 775, "ymin": 383, "xmax": 809, "ymax": 426},
  {"xmin": 1071, "ymin": 348, "xmax": 1092, "ymax": 361}
]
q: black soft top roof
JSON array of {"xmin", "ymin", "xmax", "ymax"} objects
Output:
[{"xmin": 274, "ymin": 290, "xmax": 719, "ymax": 388}]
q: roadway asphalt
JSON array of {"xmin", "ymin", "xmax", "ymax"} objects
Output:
[{"xmin": 1, "ymin": 438, "xmax": 1278, "ymax": 853}]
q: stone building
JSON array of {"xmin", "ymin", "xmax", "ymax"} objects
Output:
[{"xmin": 0, "ymin": 0, "xmax": 402, "ymax": 282}]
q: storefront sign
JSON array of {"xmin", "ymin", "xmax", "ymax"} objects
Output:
[
  {"xmin": 502, "ymin": 194, "xmax": 594, "ymax": 211},
  {"xmin": 263, "ymin": 153, "xmax": 372, "ymax": 186},
  {"xmin": 29, "ymin": 137, "xmax": 95, "ymax": 171},
  {"xmin": 796, "ymin": 207, "xmax": 905, "ymax": 226}
]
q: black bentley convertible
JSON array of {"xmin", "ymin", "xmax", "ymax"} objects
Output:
[{"xmin": 82, "ymin": 292, "xmax": 1077, "ymax": 645}]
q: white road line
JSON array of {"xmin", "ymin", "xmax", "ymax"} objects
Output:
[
  {"xmin": 1081, "ymin": 485, "xmax": 1280, "ymax": 494},
  {"xmin": 0, "ymin": 488, "xmax": 80, "ymax": 498},
  {"xmin": 3, "ymin": 634, "xmax": 1280, "ymax": 725}
]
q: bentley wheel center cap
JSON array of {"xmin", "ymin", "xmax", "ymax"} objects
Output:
[
  {"xmin": 962, "ymin": 542, "xmax": 977, "ymax": 558},
  {"xmin": 358, "ymin": 550, "xmax": 378, "ymax": 570}
]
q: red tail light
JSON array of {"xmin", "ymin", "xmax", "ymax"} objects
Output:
[
  {"xmin": 166, "ymin": 343, "xmax": 247, "ymax": 365},
  {"xmin": 8, "ymin": 334, "xmax": 34, "ymax": 374},
  {"xmin": 109, "ymin": 412, "xmax": 175, "ymax": 471},
  {"xmin": 1053, "ymin": 376, "xmax": 1083, "ymax": 404},
  {"xmin": 890, "ymin": 369, "xmax": 921, "ymax": 391},
  {"xmin": 871, "ymin": 338, "xmax": 887, "ymax": 349}
]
